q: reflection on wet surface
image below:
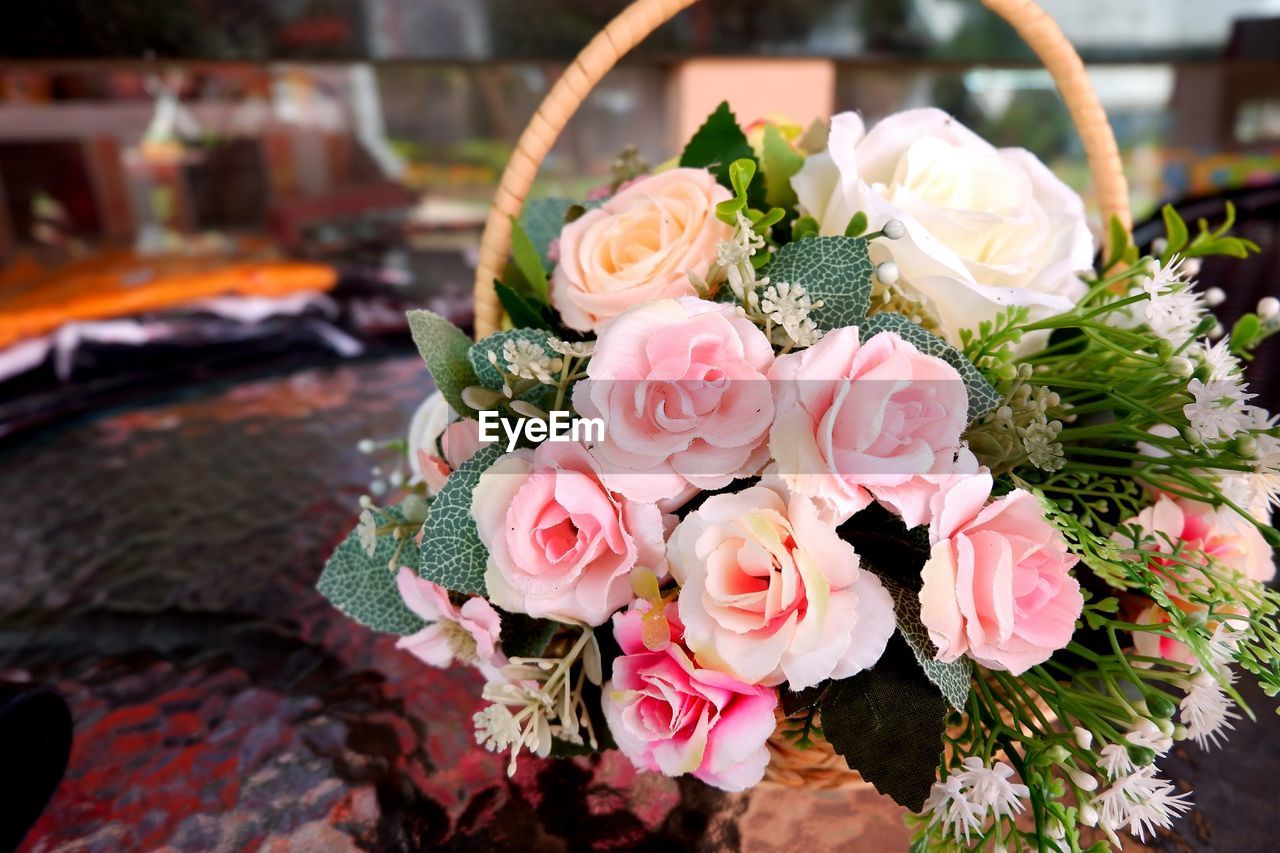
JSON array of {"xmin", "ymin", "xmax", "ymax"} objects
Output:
[{"xmin": 0, "ymin": 356, "xmax": 1270, "ymax": 850}]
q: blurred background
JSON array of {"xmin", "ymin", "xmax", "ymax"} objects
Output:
[
  {"xmin": 4, "ymin": 0, "xmax": 1280, "ymax": 435},
  {"xmin": 4, "ymin": 2, "xmax": 1280, "ymax": 850}
]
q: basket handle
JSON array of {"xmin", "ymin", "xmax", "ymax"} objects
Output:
[{"xmin": 472, "ymin": 0, "xmax": 1131, "ymax": 339}]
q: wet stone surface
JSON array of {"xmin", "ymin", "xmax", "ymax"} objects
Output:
[{"xmin": 0, "ymin": 356, "xmax": 1271, "ymax": 851}]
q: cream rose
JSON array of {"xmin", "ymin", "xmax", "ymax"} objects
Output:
[
  {"xmin": 668, "ymin": 483, "xmax": 896, "ymax": 689},
  {"xmin": 792, "ymin": 109, "xmax": 1093, "ymax": 346},
  {"xmin": 551, "ymin": 168, "xmax": 733, "ymax": 332}
]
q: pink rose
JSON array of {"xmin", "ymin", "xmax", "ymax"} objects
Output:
[
  {"xmin": 471, "ymin": 441, "xmax": 668, "ymax": 626},
  {"xmin": 551, "ymin": 168, "xmax": 733, "ymax": 332},
  {"xmin": 603, "ymin": 600, "xmax": 778, "ymax": 792},
  {"xmin": 394, "ymin": 569, "xmax": 506, "ymax": 680},
  {"xmin": 920, "ymin": 473, "xmax": 1082, "ymax": 674},
  {"xmin": 574, "ymin": 297, "xmax": 775, "ymax": 503},
  {"xmin": 769, "ymin": 327, "xmax": 970, "ymax": 525},
  {"xmin": 668, "ymin": 483, "xmax": 896, "ymax": 688},
  {"xmin": 1113, "ymin": 494, "xmax": 1275, "ymax": 585}
]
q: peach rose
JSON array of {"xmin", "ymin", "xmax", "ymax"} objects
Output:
[
  {"xmin": 573, "ymin": 297, "xmax": 775, "ymax": 503},
  {"xmin": 551, "ymin": 168, "xmax": 733, "ymax": 332},
  {"xmin": 668, "ymin": 483, "xmax": 896, "ymax": 688},
  {"xmin": 603, "ymin": 600, "xmax": 778, "ymax": 792},
  {"xmin": 1113, "ymin": 494, "xmax": 1275, "ymax": 585},
  {"xmin": 471, "ymin": 441, "xmax": 668, "ymax": 626},
  {"xmin": 920, "ymin": 473, "xmax": 1082, "ymax": 674},
  {"xmin": 769, "ymin": 327, "xmax": 970, "ymax": 525}
]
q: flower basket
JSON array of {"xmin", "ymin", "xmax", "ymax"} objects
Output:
[
  {"xmin": 317, "ymin": 0, "xmax": 1280, "ymax": 847},
  {"xmin": 468, "ymin": 0, "xmax": 1129, "ymax": 792}
]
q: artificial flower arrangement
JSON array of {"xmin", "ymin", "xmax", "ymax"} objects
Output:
[{"xmin": 319, "ymin": 103, "xmax": 1280, "ymax": 850}]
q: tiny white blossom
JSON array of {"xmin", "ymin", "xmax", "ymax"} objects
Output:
[
  {"xmin": 473, "ymin": 703, "xmax": 518, "ymax": 753},
  {"xmin": 1125, "ymin": 718, "xmax": 1173, "ymax": 756},
  {"xmin": 1020, "ymin": 419, "xmax": 1065, "ymax": 471},
  {"xmin": 1183, "ymin": 377, "xmax": 1264, "ymax": 441},
  {"xmin": 1180, "ymin": 667, "xmax": 1239, "ymax": 748},
  {"xmin": 547, "ymin": 336, "xmax": 595, "ymax": 359},
  {"xmin": 1146, "ymin": 287, "xmax": 1205, "ymax": 344},
  {"xmin": 1196, "ymin": 337, "xmax": 1242, "ymax": 382},
  {"xmin": 1073, "ymin": 726, "xmax": 1094, "ymax": 750},
  {"xmin": 1099, "ymin": 743, "xmax": 1134, "ymax": 780},
  {"xmin": 957, "ymin": 757, "xmax": 1029, "ymax": 820},
  {"xmin": 923, "ymin": 776, "xmax": 984, "ymax": 843},
  {"xmin": 503, "ymin": 338, "xmax": 564, "ymax": 383},
  {"xmin": 1142, "ymin": 254, "xmax": 1192, "ymax": 297},
  {"xmin": 760, "ymin": 280, "xmax": 825, "ymax": 347},
  {"xmin": 1091, "ymin": 765, "xmax": 1192, "ymax": 842}
]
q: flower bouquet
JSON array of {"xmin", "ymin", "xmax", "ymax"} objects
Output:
[{"xmin": 317, "ymin": 3, "xmax": 1280, "ymax": 849}]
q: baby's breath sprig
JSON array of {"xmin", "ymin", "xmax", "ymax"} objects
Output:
[{"xmin": 473, "ymin": 624, "xmax": 604, "ymax": 776}]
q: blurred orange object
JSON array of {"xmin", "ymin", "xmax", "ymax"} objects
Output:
[{"xmin": 0, "ymin": 250, "xmax": 337, "ymax": 349}]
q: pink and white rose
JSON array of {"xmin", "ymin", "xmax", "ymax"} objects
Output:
[
  {"xmin": 551, "ymin": 168, "xmax": 733, "ymax": 332},
  {"xmin": 769, "ymin": 327, "xmax": 970, "ymax": 525},
  {"xmin": 574, "ymin": 297, "xmax": 775, "ymax": 503},
  {"xmin": 603, "ymin": 600, "xmax": 778, "ymax": 792},
  {"xmin": 471, "ymin": 441, "xmax": 668, "ymax": 626},
  {"xmin": 920, "ymin": 473, "xmax": 1082, "ymax": 674},
  {"xmin": 395, "ymin": 569, "xmax": 506, "ymax": 680},
  {"xmin": 668, "ymin": 483, "xmax": 896, "ymax": 688},
  {"xmin": 1113, "ymin": 494, "xmax": 1275, "ymax": 585},
  {"xmin": 792, "ymin": 109, "xmax": 1092, "ymax": 347}
]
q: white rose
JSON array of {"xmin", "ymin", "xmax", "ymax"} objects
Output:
[
  {"xmin": 406, "ymin": 390, "xmax": 456, "ymax": 489},
  {"xmin": 793, "ymin": 108, "xmax": 1093, "ymax": 347}
]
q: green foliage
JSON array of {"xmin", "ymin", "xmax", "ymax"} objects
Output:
[
  {"xmin": 520, "ymin": 197, "xmax": 576, "ymax": 268},
  {"xmin": 792, "ymin": 215, "xmax": 821, "ymax": 240},
  {"xmin": 508, "ymin": 218, "xmax": 550, "ymax": 304},
  {"xmin": 418, "ymin": 443, "xmax": 506, "ymax": 595},
  {"xmin": 863, "ymin": 312, "xmax": 1001, "ymax": 420},
  {"xmin": 1163, "ymin": 200, "xmax": 1260, "ymax": 260},
  {"xmin": 317, "ymin": 507, "xmax": 426, "ymax": 635},
  {"xmin": 764, "ymin": 236, "xmax": 873, "ymax": 331},
  {"xmin": 680, "ymin": 101, "xmax": 757, "ymax": 193},
  {"xmin": 819, "ymin": 635, "xmax": 948, "ymax": 811},
  {"xmin": 498, "ymin": 610, "xmax": 561, "ymax": 658},
  {"xmin": 882, "ymin": 577, "xmax": 972, "ymax": 711},
  {"xmin": 843, "ymin": 211, "xmax": 868, "ymax": 238},
  {"xmin": 406, "ymin": 310, "xmax": 479, "ymax": 417},
  {"xmin": 761, "ymin": 122, "xmax": 804, "ymax": 209},
  {"xmin": 494, "ymin": 280, "xmax": 552, "ymax": 331}
]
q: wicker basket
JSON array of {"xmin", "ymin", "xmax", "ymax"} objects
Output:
[{"xmin": 470, "ymin": 0, "xmax": 1132, "ymax": 789}]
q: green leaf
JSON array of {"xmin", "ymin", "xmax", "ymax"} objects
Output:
[
  {"xmin": 861, "ymin": 312, "xmax": 1001, "ymax": 421},
  {"xmin": 761, "ymin": 123, "xmax": 804, "ymax": 209},
  {"xmin": 419, "ymin": 443, "xmax": 506, "ymax": 595},
  {"xmin": 1105, "ymin": 215, "xmax": 1131, "ymax": 269},
  {"xmin": 1161, "ymin": 204, "xmax": 1188, "ymax": 258},
  {"xmin": 406, "ymin": 310, "xmax": 479, "ymax": 417},
  {"xmin": 318, "ymin": 509, "xmax": 426, "ymax": 635},
  {"xmin": 1231, "ymin": 312, "xmax": 1263, "ymax": 356},
  {"xmin": 844, "ymin": 211, "xmax": 868, "ymax": 238},
  {"xmin": 836, "ymin": 503, "xmax": 930, "ymax": 588},
  {"xmin": 880, "ymin": 576, "xmax": 972, "ymax": 711},
  {"xmin": 728, "ymin": 158, "xmax": 756, "ymax": 200},
  {"xmin": 494, "ymin": 280, "xmax": 552, "ymax": 331},
  {"xmin": 510, "ymin": 218, "xmax": 549, "ymax": 304},
  {"xmin": 520, "ymin": 198, "xmax": 575, "ymax": 268},
  {"xmin": 792, "ymin": 215, "xmax": 820, "ymax": 240},
  {"xmin": 819, "ymin": 635, "xmax": 947, "ymax": 811},
  {"xmin": 498, "ymin": 610, "xmax": 561, "ymax": 658},
  {"xmin": 679, "ymin": 101, "xmax": 757, "ymax": 190},
  {"xmin": 764, "ymin": 236, "xmax": 873, "ymax": 331}
]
